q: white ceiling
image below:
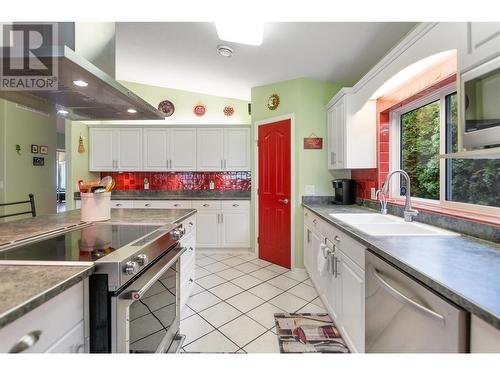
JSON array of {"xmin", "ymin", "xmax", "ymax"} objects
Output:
[{"xmin": 115, "ymin": 22, "xmax": 416, "ymax": 101}]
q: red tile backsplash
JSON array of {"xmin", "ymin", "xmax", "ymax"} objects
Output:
[{"xmin": 102, "ymin": 172, "xmax": 251, "ymax": 191}]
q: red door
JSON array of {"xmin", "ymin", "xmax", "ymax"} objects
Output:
[{"xmin": 258, "ymin": 119, "xmax": 291, "ymax": 269}]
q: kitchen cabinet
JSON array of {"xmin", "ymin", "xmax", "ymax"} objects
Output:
[
  {"xmin": 459, "ymin": 22, "xmax": 500, "ymax": 72},
  {"xmin": 90, "ymin": 128, "xmax": 143, "ymax": 172},
  {"xmin": 220, "ymin": 209, "xmax": 250, "ymax": 248},
  {"xmin": 326, "ymin": 90, "xmax": 376, "ymax": 170},
  {"xmin": 143, "ymin": 128, "xmax": 170, "ymax": 171},
  {"xmin": 195, "ymin": 210, "xmax": 221, "ymax": 248},
  {"xmin": 171, "ymin": 129, "xmax": 197, "ymax": 171},
  {"xmin": 223, "ymin": 128, "xmax": 251, "ymax": 171},
  {"xmin": 197, "ymin": 128, "xmax": 251, "ymax": 171},
  {"xmin": 0, "ymin": 281, "xmax": 87, "ymax": 353},
  {"xmin": 179, "ymin": 215, "xmax": 196, "ymax": 310},
  {"xmin": 197, "ymin": 129, "xmax": 224, "ymax": 171},
  {"xmin": 303, "ymin": 207, "xmax": 365, "ymax": 352},
  {"xmin": 90, "ymin": 126, "xmax": 250, "ymax": 172}
]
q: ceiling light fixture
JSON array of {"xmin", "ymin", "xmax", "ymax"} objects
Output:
[
  {"xmin": 57, "ymin": 109, "xmax": 69, "ymax": 115},
  {"xmin": 127, "ymin": 108, "xmax": 137, "ymax": 114},
  {"xmin": 215, "ymin": 22, "xmax": 264, "ymax": 46},
  {"xmin": 217, "ymin": 45, "xmax": 234, "ymax": 58},
  {"xmin": 73, "ymin": 80, "xmax": 88, "ymax": 87}
]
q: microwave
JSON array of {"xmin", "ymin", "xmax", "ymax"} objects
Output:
[{"xmin": 461, "ymin": 55, "xmax": 500, "ymax": 149}]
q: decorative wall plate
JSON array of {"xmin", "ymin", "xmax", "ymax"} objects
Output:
[
  {"xmin": 193, "ymin": 104, "xmax": 206, "ymax": 116},
  {"xmin": 223, "ymin": 105, "xmax": 234, "ymax": 116},
  {"xmin": 158, "ymin": 100, "xmax": 175, "ymax": 116},
  {"xmin": 267, "ymin": 94, "xmax": 280, "ymax": 110}
]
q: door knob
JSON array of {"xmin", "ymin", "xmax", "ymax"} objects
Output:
[{"xmin": 278, "ymin": 198, "xmax": 289, "ymax": 204}]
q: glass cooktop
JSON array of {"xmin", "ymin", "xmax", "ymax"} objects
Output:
[{"xmin": 0, "ymin": 224, "xmax": 161, "ymax": 262}]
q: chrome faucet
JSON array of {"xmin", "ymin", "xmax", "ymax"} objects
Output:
[
  {"xmin": 375, "ymin": 189, "xmax": 388, "ymax": 215},
  {"xmin": 380, "ymin": 169, "xmax": 419, "ymax": 222}
]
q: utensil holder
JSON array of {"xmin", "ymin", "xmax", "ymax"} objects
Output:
[{"xmin": 80, "ymin": 192, "xmax": 111, "ymax": 222}]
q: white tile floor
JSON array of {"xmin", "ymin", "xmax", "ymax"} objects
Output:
[{"xmin": 180, "ymin": 250, "xmax": 327, "ymax": 353}]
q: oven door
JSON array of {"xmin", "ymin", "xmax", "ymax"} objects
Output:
[{"xmin": 111, "ymin": 245, "xmax": 186, "ymax": 353}]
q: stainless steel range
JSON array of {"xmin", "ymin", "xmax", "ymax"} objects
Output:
[{"xmin": 0, "ymin": 222, "xmax": 187, "ymax": 353}]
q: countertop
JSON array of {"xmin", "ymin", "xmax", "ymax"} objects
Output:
[
  {"xmin": 74, "ymin": 190, "xmax": 251, "ymax": 201},
  {"xmin": 302, "ymin": 202, "xmax": 500, "ymax": 329},
  {"xmin": 0, "ymin": 208, "xmax": 196, "ymax": 329}
]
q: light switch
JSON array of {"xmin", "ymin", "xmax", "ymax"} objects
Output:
[
  {"xmin": 370, "ymin": 187, "xmax": 376, "ymax": 200},
  {"xmin": 305, "ymin": 185, "xmax": 315, "ymax": 195}
]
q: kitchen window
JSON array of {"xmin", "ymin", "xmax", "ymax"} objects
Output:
[{"xmin": 390, "ymin": 83, "xmax": 500, "ymax": 213}]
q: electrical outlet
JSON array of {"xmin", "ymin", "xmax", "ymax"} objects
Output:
[
  {"xmin": 305, "ymin": 185, "xmax": 315, "ymax": 195},
  {"xmin": 370, "ymin": 187, "xmax": 376, "ymax": 200}
]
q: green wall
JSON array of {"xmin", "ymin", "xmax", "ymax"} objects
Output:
[
  {"xmin": 65, "ymin": 120, "xmax": 99, "ymax": 210},
  {"xmin": 251, "ymin": 78, "xmax": 349, "ymax": 268},
  {"xmin": 86, "ymin": 81, "xmax": 251, "ymax": 125},
  {"xmin": 0, "ymin": 99, "xmax": 57, "ymax": 219}
]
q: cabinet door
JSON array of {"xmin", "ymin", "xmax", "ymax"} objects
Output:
[
  {"xmin": 327, "ymin": 100, "xmax": 346, "ymax": 170},
  {"xmin": 338, "ymin": 250, "xmax": 365, "ymax": 353},
  {"xmin": 223, "ymin": 128, "xmax": 250, "ymax": 171},
  {"xmin": 324, "ymin": 250, "xmax": 341, "ymax": 323},
  {"xmin": 303, "ymin": 225, "xmax": 312, "ymax": 274},
  {"xmin": 197, "ymin": 128, "xmax": 224, "ymax": 171},
  {"xmin": 195, "ymin": 211, "xmax": 220, "ymax": 248},
  {"xmin": 220, "ymin": 210, "xmax": 250, "ymax": 248},
  {"xmin": 171, "ymin": 129, "xmax": 197, "ymax": 171},
  {"xmin": 460, "ymin": 22, "xmax": 500, "ymax": 72},
  {"xmin": 309, "ymin": 230, "xmax": 323, "ymax": 292},
  {"xmin": 143, "ymin": 128, "xmax": 170, "ymax": 171},
  {"xmin": 117, "ymin": 128, "xmax": 143, "ymax": 171},
  {"xmin": 89, "ymin": 128, "xmax": 115, "ymax": 171}
]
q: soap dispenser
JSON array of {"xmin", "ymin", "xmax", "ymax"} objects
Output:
[
  {"xmin": 209, "ymin": 180, "xmax": 215, "ymax": 190},
  {"xmin": 144, "ymin": 177, "xmax": 150, "ymax": 190}
]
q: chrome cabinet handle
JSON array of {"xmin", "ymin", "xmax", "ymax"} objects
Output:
[
  {"xmin": 9, "ymin": 330, "xmax": 42, "ymax": 353},
  {"xmin": 216, "ymin": 213, "xmax": 220, "ymax": 224},
  {"xmin": 313, "ymin": 219, "xmax": 317, "ymax": 224},
  {"xmin": 115, "ymin": 203, "xmax": 122, "ymax": 207},
  {"xmin": 221, "ymin": 160, "xmax": 224, "ymax": 169},
  {"xmin": 278, "ymin": 198, "xmax": 289, "ymax": 204},
  {"xmin": 334, "ymin": 256, "xmax": 340, "ymax": 278},
  {"xmin": 369, "ymin": 265, "xmax": 445, "ymax": 323},
  {"xmin": 189, "ymin": 222, "xmax": 194, "ymax": 227},
  {"xmin": 232, "ymin": 203, "xmax": 239, "ymax": 207},
  {"xmin": 174, "ymin": 204, "xmax": 180, "ymax": 207},
  {"xmin": 145, "ymin": 203, "xmax": 151, "ymax": 207},
  {"xmin": 334, "ymin": 236, "xmax": 341, "ymax": 242},
  {"xmin": 203, "ymin": 204, "xmax": 210, "ymax": 207},
  {"xmin": 220, "ymin": 213, "xmax": 223, "ymax": 223},
  {"xmin": 306, "ymin": 229, "xmax": 311, "ymax": 243},
  {"xmin": 189, "ymin": 278, "xmax": 194, "ymax": 283}
]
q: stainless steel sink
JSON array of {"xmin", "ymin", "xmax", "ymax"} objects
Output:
[{"xmin": 329, "ymin": 213, "xmax": 457, "ymax": 236}]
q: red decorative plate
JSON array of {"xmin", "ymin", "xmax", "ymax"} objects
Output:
[
  {"xmin": 223, "ymin": 106, "xmax": 234, "ymax": 116},
  {"xmin": 158, "ymin": 100, "xmax": 175, "ymax": 117},
  {"xmin": 193, "ymin": 104, "xmax": 206, "ymax": 116}
]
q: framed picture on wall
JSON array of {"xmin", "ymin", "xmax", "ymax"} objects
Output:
[
  {"xmin": 40, "ymin": 145, "xmax": 48, "ymax": 155},
  {"xmin": 31, "ymin": 144, "xmax": 38, "ymax": 154}
]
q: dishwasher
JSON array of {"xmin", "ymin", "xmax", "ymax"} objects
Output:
[{"xmin": 365, "ymin": 251, "xmax": 468, "ymax": 353}]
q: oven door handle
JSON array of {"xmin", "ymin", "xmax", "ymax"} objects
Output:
[{"xmin": 121, "ymin": 246, "xmax": 186, "ymax": 301}]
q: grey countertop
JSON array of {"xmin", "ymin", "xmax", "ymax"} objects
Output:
[
  {"xmin": 74, "ymin": 190, "xmax": 251, "ymax": 201},
  {"xmin": 0, "ymin": 208, "xmax": 196, "ymax": 329},
  {"xmin": 0, "ymin": 265, "xmax": 93, "ymax": 329},
  {"xmin": 302, "ymin": 202, "xmax": 500, "ymax": 329}
]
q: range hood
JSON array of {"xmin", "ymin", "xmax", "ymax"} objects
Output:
[{"xmin": 0, "ymin": 23, "xmax": 164, "ymax": 121}]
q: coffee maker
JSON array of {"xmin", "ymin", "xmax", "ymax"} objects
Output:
[{"xmin": 332, "ymin": 179, "xmax": 355, "ymax": 205}]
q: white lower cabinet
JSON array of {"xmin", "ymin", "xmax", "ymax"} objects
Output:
[
  {"xmin": 0, "ymin": 281, "xmax": 87, "ymax": 353},
  {"xmin": 221, "ymin": 210, "xmax": 250, "ymax": 248},
  {"xmin": 195, "ymin": 211, "xmax": 221, "ymax": 248},
  {"xmin": 303, "ymin": 208, "xmax": 365, "ymax": 353}
]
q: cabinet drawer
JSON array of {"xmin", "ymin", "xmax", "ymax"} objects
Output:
[
  {"xmin": 326, "ymin": 227, "xmax": 365, "ymax": 270},
  {"xmin": 0, "ymin": 282, "xmax": 84, "ymax": 353},
  {"xmin": 111, "ymin": 200, "xmax": 134, "ymax": 208},
  {"xmin": 221, "ymin": 200, "xmax": 250, "ymax": 210},
  {"xmin": 166, "ymin": 200, "xmax": 192, "ymax": 209},
  {"xmin": 45, "ymin": 321, "xmax": 85, "ymax": 353},
  {"xmin": 179, "ymin": 215, "xmax": 196, "ymax": 237},
  {"xmin": 192, "ymin": 200, "xmax": 222, "ymax": 210},
  {"xmin": 132, "ymin": 200, "xmax": 170, "ymax": 209}
]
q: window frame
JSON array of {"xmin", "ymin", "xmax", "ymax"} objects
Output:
[{"xmin": 388, "ymin": 82, "xmax": 500, "ymax": 216}]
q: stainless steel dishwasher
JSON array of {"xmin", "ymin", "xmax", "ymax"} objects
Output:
[{"xmin": 365, "ymin": 251, "xmax": 468, "ymax": 353}]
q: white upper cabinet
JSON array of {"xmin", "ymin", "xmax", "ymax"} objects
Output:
[
  {"xmin": 326, "ymin": 90, "xmax": 376, "ymax": 170},
  {"xmin": 197, "ymin": 128, "xmax": 224, "ymax": 171},
  {"xmin": 90, "ymin": 128, "xmax": 142, "ymax": 171},
  {"xmin": 89, "ymin": 128, "xmax": 115, "ymax": 171},
  {"xmin": 459, "ymin": 22, "xmax": 500, "ymax": 72},
  {"xmin": 143, "ymin": 128, "xmax": 170, "ymax": 171},
  {"xmin": 89, "ymin": 126, "xmax": 250, "ymax": 172},
  {"xmin": 170, "ymin": 129, "xmax": 197, "ymax": 171},
  {"xmin": 117, "ymin": 128, "xmax": 143, "ymax": 171},
  {"xmin": 223, "ymin": 128, "xmax": 251, "ymax": 171}
]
